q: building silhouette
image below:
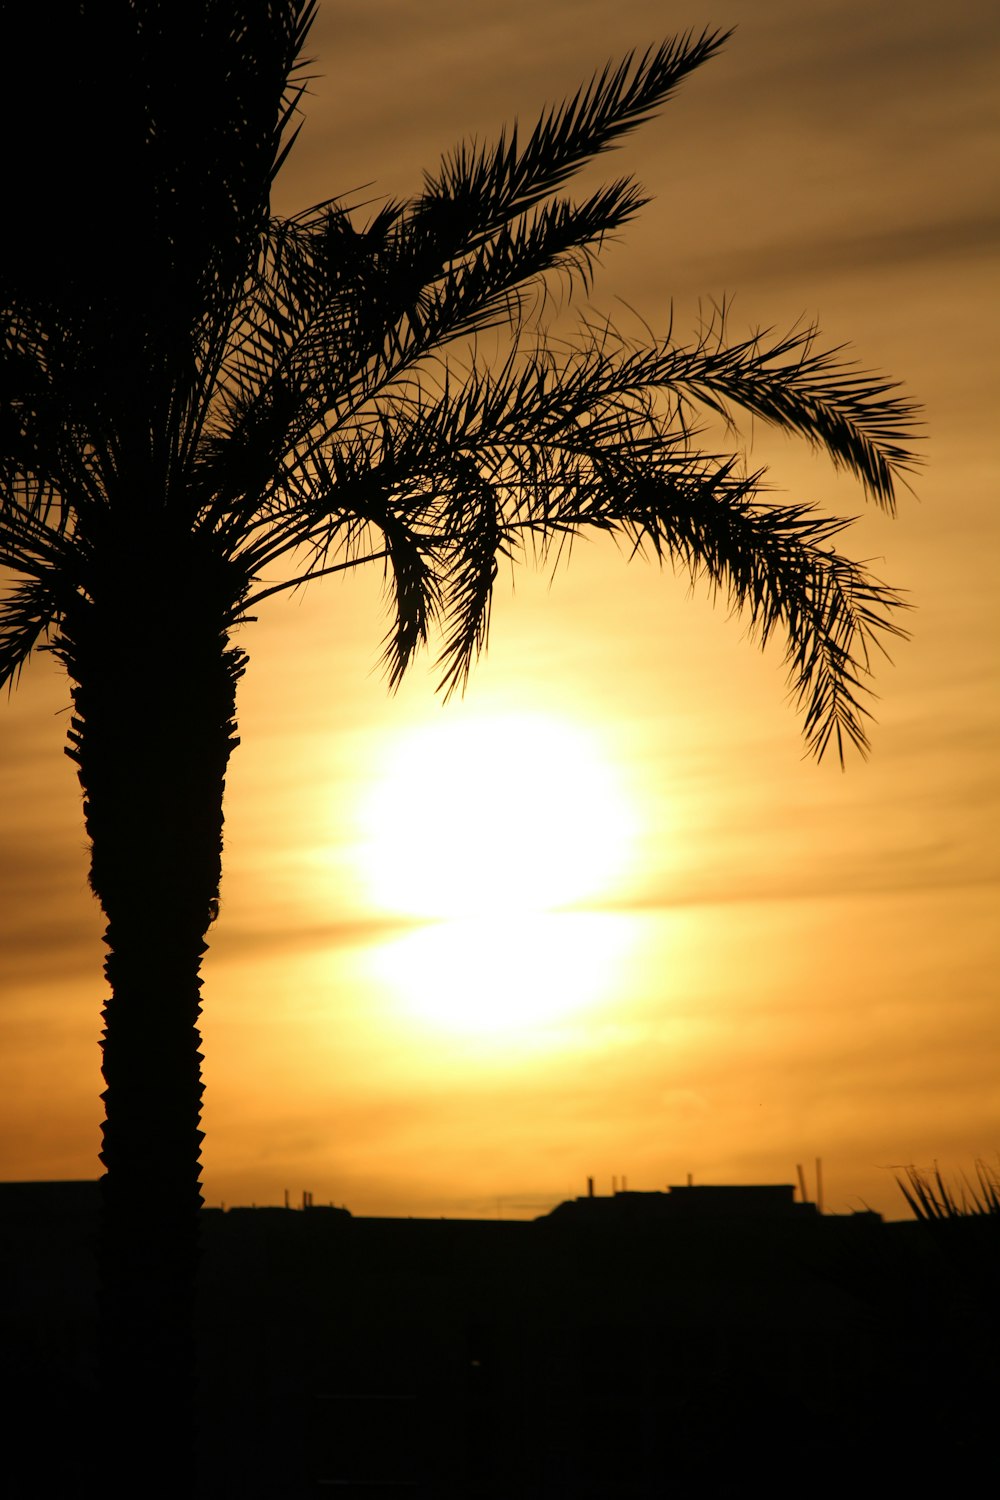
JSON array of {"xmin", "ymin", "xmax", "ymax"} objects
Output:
[{"xmin": 2, "ymin": 1179, "xmax": 992, "ymax": 1496}]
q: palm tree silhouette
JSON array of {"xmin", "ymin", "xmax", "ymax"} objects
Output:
[{"xmin": 1, "ymin": 2, "xmax": 918, "ymax": 1487}]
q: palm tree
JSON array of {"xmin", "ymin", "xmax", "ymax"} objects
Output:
[{"xmin": 1, "ymin": 1, "xmax": 918, "ymax": 1487}]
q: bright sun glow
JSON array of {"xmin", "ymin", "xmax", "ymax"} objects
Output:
[
  {"xmin": 365, "ymin": 910, "xmax": 638, "ymax": 1043},
  {"xmin": 359, "ymin": 711, "xmax": 635, "ymax": 922}
]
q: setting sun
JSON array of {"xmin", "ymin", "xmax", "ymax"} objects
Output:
[{"xmin": 357, "ymin": 712, "xmax": 636, "ymax": 922}]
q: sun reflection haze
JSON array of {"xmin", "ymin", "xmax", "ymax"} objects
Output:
[{"xmin": 365, "ymin": 910, "xmax": 638, "ymax": 1042}]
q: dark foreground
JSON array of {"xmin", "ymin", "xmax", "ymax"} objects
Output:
[{"xmin": 2, "ymin": 1182, "xmax": 994, "ymax": 1496}]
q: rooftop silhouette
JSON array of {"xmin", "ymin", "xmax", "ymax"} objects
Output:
[{"xmin": 4, "ymin": 1177, "xmax": 993, "ymax": 1495}]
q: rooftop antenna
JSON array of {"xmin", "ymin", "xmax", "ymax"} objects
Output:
[
  {"xmin": 587, "ymin": 1175, "xmax": 594, "ymax": 1199},
  {"xmin": 796, "ymin": 1164, "xmax": 808, "ymax": 1204}
]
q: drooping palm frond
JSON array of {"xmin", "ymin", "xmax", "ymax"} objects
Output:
[
  {"xmin": 221, "ymin": 286, "xmax": 914, "ymax": 760},
  {"xmin": 0, "ymin": 12, "xmax": 919, "ymax": 765},
  {"xmin": 604, "ymin": 313, "xmax": 922, "ymax": 512}
]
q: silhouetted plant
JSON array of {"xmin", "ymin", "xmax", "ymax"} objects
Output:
[
  {"xmin": 897, "ymin": 1161, "xmax": 1000, "ymax": 1219},
  {"xmin": 1, "ymin": 2, "xmax": 919, "ymax": 1491}
]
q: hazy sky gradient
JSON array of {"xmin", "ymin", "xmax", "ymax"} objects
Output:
[{"xmin": 2, "ymin": 0, "xmax": 997, "ymax": 1217}]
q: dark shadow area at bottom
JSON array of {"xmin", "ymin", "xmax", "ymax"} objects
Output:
[{"xmin": 2, "ymin": 1183, "xmax": 995, "ymax": 1497}]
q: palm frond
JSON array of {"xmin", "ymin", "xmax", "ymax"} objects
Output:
[
  {"xmin": 0, "ymin": 495, "xmax": 75, "ymax": 578},
  {"xmin": 0, "ymin": 577, "xmax": 58, "ymax": 691},
  {"xmin": 436, "ymin": 445, "xmax": 906, "ymax": 761},
  {"xmin": 212, "ymin": 31, "xmax": 731, "ymax": 497},
  {"xmin": 632, "ymin": 315, "xmax": 922, "ymax": 511},
  {"xmin": 1, "ymin": 14, "xmax": 919, "ymax": 763},
  {"xmin": 419, "ymin": 30, "xmax": 731, "ymax": 240},
  {"xmin": 214, "ymin": 178, "xmax": 649, "ymax": 519},
  {"xmin": 482, "ymin": 315, "xmax": 921, "ymax": 512},
  {"xmin": 257, "ymin": 334, "xmax": 909, "ymax": 760}
]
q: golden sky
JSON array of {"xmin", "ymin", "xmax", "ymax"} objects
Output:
[{"xmin": 2, "ymin": 0, "xmax": 997, "ymax": 1219}]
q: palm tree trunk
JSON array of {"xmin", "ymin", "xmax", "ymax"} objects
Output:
[{"xmin": 60, "ymin": 556, "xmax": 244, "ymax": 1493}]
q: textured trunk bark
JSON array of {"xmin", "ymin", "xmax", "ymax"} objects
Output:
[{"xmin": 59, "ymin": 546, "xmax": 244, "ymax": 1493}]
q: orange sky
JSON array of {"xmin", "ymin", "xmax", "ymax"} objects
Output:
[{"xmin": 2, "ymin": 0, "xmax": 997, "ymax": 1219}]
